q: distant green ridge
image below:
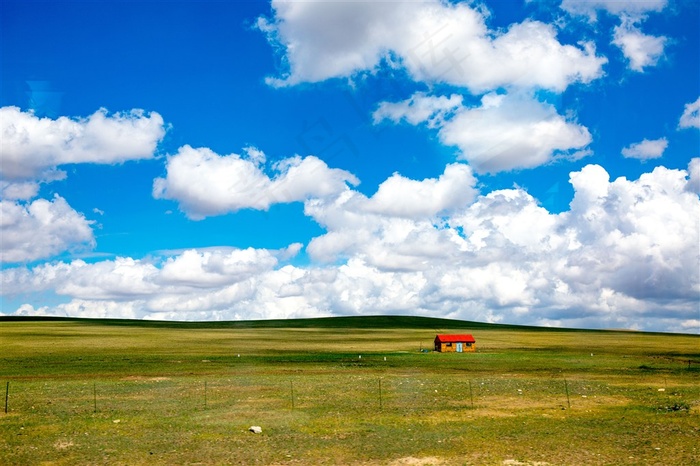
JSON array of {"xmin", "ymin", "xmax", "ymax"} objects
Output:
[{"xmin": 0, "ymin": 314, "xmax": 600, "ymax": 332}]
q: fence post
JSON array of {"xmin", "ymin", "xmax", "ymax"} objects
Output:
[
  {"xmin": 93, "ymin": 382, "xmax": 97, "ymax": 413},
  {"xmin": 378, "ymin": 378, "xmax": 383, "ymax": 410},
  {"xmin": 564, "ymin": 379, "xmax": 571, "ymax": 409},
  {"xmin": 4, "ymin": 381, "xmax": 8, "ymax": 414},
  {"xmin": 468, "ymin": 380, "xmax": 474, "ymax": 409},
  {"xmin": 290, "ymin": 380, "xmax": 295, "ymax": 410}
]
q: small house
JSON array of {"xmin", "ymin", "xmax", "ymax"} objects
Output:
[{"xmin": 434, "ymin": 334, "xmax": 476, "ymax": 353}]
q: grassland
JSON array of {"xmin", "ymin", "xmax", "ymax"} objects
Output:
[{"xmin": 1, "ymin": 316, "xmax": 698, "ymax": 465}]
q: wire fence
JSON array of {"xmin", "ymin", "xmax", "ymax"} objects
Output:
[{"xmin": 3, "ymin": 373, "xmax": 689, "ymax": 418}]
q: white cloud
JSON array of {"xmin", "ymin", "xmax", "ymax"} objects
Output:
[
  {"xmin": 363, "ymin": 163, "xmax": 478, "ymax": 218},
  {"xmin": 451, "ymin": 188, "xmax": 561, "ymax": 253},
  {"xmin": 560, "ymin": 0, "xmax": 667, "ymax": 73},
  {"xmin": 374, "ymin": 91, "xmax": 592, "ymax": 173},
  {"xmin": 307, "ymin": 162, "xmax": 699, "ymax": 328},
  {"xmin": 3, "ymin": 163, "xmax": 698, "ymax": 333},
  {"xmin": 561, "ymin": 0, "xmax": 667, "ymax": 21},
  {"xmin": 259, "ymin": 0, "xmax": 606, "ymax": 92},
  {"xmin": 564, "ymin": 164, "xmax": 699, "ymax": 303},
  {"xmin": 1, "ymin": 245, "xmax": 296, "ymax": 300},
  {"xmin": 679, "ymin": 97, "xmax": 700, "ymax": 129},
  {"xmin": 12, "ymin": 301, "xmax": 148, "ymax": 321},
  {"xmin": 0, "ymin": 106, "xmax": 166, "ymax": 181},
  {"xmin": 0, "ymin": 106, "xmax": 162, "ymax": 262},
  {"xmin": 305, "ymin": 163, "xmax": 479, "ymax": 267},
  {"xmin": 621, "ymin": 137, "xmax": 668, "ymax": 160},
  {"xmin": 612, "ymin": 21, "xmax": 666, "ymax": 72},
  {"xmin": 0, "ymin": 107, "xmax": 166, "ymax": 261},
  {"xmin": 50, "ymin": 258, "xmax": 161, "ymax": 300},
  {"xmin": 373, "ymin": 93, "xmax": 463, "ymax": 128},
  {"xmin": 152, "ymin": 145, "xmax": 359, "ymax": 219},
  {"xmin": 686, "ymin": 158, "xmax": 700, "ymax": 194},
  {"xmin": 158, "ymin": 247, "xmax": 283, "ymax": 288},
  {"xmin": 0, "ymin": 181, "xmax": 40, "ymax": 201},
  {"xmin": 0, "ymin": 195, "xmax": 95, "ymax": 263}
]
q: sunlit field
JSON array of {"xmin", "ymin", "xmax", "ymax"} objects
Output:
[{"xmin": 1, "ymin": 316, "xmax": 698, "ymax": 465}]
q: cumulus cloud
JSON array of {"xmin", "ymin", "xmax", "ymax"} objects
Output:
[
  {"xmin": 152, "ymin": 145, "xmax": 359, "ymax": 219},
  {"xmin": 560, "ymin": 0, "xmax": 667, "ymax": 73},
  {"xmin": 564, "ymin": 164, "xmax": 699, "ymax": 303},
  {"xmin": 686, "ymin": 158, "xmax": 700, "ymax": 194},
  {"xmin": 2, "ymin": 245, "xmax": 296, "ymax": 299},
  {"xmin": 364, "ymin": 163, "xmax": 478, "ymax": 218},
  {"xmin": 679, "ymin": 97, "xmax": 700, "ymax": 129},
  {"xmin": 259, "ymin": 0, "xmax": 606, "ymax": 92},
  {"xmin": 612, "ymin": 21, "xmax": 666, "ymax": 72},
  {"xmin": 621, "ymin": 137, "xmax": 668, "ymax": 160},
  {"xmin": 561, "ymin": 0, "xmax": 667, "ymax": 21},
  {"xmin": 0, "ymin": 107, "xmax": 166, "ymax": 262},
  {"xmin": 374, "ymin": 91, "xmax": 592, "ymax": 173},
  {"xmin": 1, "ymin": 245, "xmax": 308, "ymax": 321},
  {"xmin": 0, "ymin": 181, "xmax": 40, "ymax": 201},
  {"xmin": 305, "ymin": 163, "xmax": 479, "ymax": 266},
  {"xmin": 3, "ymin": 163, "xmax": 698, "ymax": 332},
  {"xmin": 373, "ymin": 93, "xmax": 463, "ymax": 128},
  {"xmin": 307, "ymin": 162, "xmax": 699, "ymax": 328},
  {"xmin": 1, "ymin": 195, "xmax": 95, "ymax": 263},
  {"xmin": 0, "ymin": 106, "xmax": 166, "ymax": 181},
  {"xmin": 157, "ymin": 247, "xmax": 287, "ymax": 288}
]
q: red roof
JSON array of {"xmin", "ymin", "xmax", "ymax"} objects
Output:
[{"xmin": 435, "ymin": 334, "xmax": 475, "ymax": 343}]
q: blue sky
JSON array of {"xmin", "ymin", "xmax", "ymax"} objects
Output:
[{"xmin": 1, "ymin": 0, "xmax": 698, "ymax": 333}]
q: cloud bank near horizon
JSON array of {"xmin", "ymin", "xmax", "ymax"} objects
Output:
[{"xmin": 3, "ymin": 160, "xmax": 699, "ymax": 333}]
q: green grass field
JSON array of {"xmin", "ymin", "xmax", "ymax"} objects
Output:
[{"xmin": 1, "ymin": 316, "xmax": 698, "ymax": 465}]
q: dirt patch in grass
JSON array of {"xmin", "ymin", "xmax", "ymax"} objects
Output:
[
  {"xmin": 53, "ymin": 440, "xmax": 74, "ymax": 450},
  {"xmin": 121, "ymin": 376, "xmax": 171, "ymax": 382},
  {"xmin": 361, "ymin": 456, "xmax": 552, "ymax": 466},
  {"xmin": 502, "ymin": 460, "xmax": 551, "ymax": 466},
  {"xmin": 388, "ymin": 457, "xmax": 446, "ymax": 465},
  {"xmin": 352, "ymin": 457, "xmax": 447, "ymax": 466}
]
